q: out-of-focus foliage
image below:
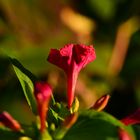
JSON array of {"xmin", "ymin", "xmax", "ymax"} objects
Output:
[{"xmin": 0, "ymin": 0, "xmax": 140, "ymax": 129}]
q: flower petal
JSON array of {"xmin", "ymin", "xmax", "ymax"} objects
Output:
[
  {"xmin": 73, "ymin": 44, "xmax": 96, "ymax": 69},
  {"xmin": 47, "ymin": 44, "xmax": 73, "ymax": 71}
]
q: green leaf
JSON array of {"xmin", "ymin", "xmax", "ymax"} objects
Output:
[
  {"xmin": 62, "ymin": 110, "xmax": 136, "ymax": 140},
  {"xmin": 57, "ymin": 103, "xmax": 70, "ymax": 119},
  {"xmin": 50, "ymin": 108, "xmax": 64, "ymax": 121},
  {"xmin": 0, "ymin": 127, "xmax": 22, "ymax": 140},
  {"xmin": 48, "ymin": 102, "xmax": 70, "ymax": 127},
  {"xmin": 10, "ymin": 58, "xmax": 37, "ymax": 114}
]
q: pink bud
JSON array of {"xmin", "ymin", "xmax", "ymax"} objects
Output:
[
  {"xmin": 0, "ymin": 111, "xmax": 21, "ymax": 131},
  {"xmin": 118, "ymin": 128, "xmax": 133, "ymax": 140},
  {"xmin": 63, "ymin": 113, "xmax": 78, "ymax": 129},
  {"xmin": 34, "ymin": 82, "xmax": 52, "ymax": 132},
  {"xmin": 121, "ymin": 108, "xmax": 140, "ymax": 125},
  {"xmin": 91, "ymin": 94, "xmax": 110, "ymax": 111}
]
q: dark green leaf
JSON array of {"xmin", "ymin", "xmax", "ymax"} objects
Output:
[
  {"xmin": 62, "ymin": 110, "xmax": 136, "ymax": 140},
  {"xmin": 0, "ymin": 127, "xmax": 22, "ymax": 140},
  {"xmin": 48, "ymin": 102, "xmax": 70, "ymax": 127},
  {"xmin": 10, "ymin": 58, "xmax": 37, "ymax": 114},
  {"xmin": 50, "ymin": 108, "xmax": 64, "ymax": 121}
]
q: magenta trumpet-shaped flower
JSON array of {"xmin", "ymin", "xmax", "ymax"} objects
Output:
[
  {"xmin": 0, "ymin": 111, "xmax": 21, "ymax": 131},
  {"xmin": 121, "ymin": 108, "xmax": 140, "ymax": 125},
  {"xmin": 47, "ymin": 44, "xmax": 96, "ymax": 109},
  {"xmin": 34, "ymin": 82, "xmax": 52, "ymax": 132}
]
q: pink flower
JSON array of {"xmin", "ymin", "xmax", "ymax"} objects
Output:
[
  {"xmin": 0, "ymin": 111, "xmax": 21, "ymax": 131},
  {"xmin": 118, "ymin": 128, "xmax": 133, "ymax": 140},
  {"xmin": 121, "ymin": 108, "xmax": 140, "ymax": 125},
  {"xmin": 34, "ymin": 82, "xmax": 52, "ymax": 132},
  {"xmin": 47, "ymin": 44, "xmax": 96, "ymax": 108}
]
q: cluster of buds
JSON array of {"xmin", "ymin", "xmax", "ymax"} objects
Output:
[{"xmin": 0, "ymin": 44, "xmax": 96, "ymax": 133}]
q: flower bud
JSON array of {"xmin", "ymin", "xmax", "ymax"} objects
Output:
[
  {"xmin": 34, "ymin": 82, "xmax": 52, "ymax": 132},
  {"xmin": 121, "ymin": 108, "xmax": 140, "ymax": 125},
  {"xmin": 118, "ymin": 128, "xmax": 133, "ymax": 140},
  {"xmin": 63, "ymin": 113, "xmax": 78, "ymax": 129},
  {"xmin": 0, "ymin": 111, "xmax": 21, "ymax": 131},
  {"xmin": 91, "ymin": 94, "xmax": 110, "ymax": 111}
]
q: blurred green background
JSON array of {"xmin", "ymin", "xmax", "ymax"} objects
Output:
[{"xmin": 0, "ymin": 0, "xmax": 140, "ymax": 124}]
